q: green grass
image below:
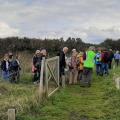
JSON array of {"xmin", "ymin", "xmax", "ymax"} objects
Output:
[
  {"xmin": 0, "ymin": 67, "xmax": 120, "ymax": 120},
  {"xmin": 0, "ymin": 80, "xmax": 37, "ymax": 120},
  {"xmin": 18, "ymin": 67, "xmax": 120, "ymax": 120}
]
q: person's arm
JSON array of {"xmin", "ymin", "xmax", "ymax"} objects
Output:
[
  {"xmin": 18, "ymin": 60, "xmax": 21, "ymax": 70},
  {"xmin": 79, "ymin": 57, "xmax": 83, "ymax": 65},
  {"xmin": 32, "ymin": 56, "xmax": 36, "ymax": 66},
  {"xmin": 1, "ymin": 61, "xmax": 4, "ymax": 70},
  {"xmin": 93, "ymin": 52, "xmax": 96, "ymax": 64},
  {"xmin": 114, "ymin": 54, "xmax": 116, "ymax": 60},
  {"xmin": 32, "ymin": 57, "xmax": 37, "ymax": 73}
]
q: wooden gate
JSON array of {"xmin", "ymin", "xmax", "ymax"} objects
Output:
[
  {"xmin": 45, "ymin": 56, "xmax": 59, "ymax": 97},
  {"xmin": 39, "ymin": 56, "xmax": 60, "ymax": 98}
]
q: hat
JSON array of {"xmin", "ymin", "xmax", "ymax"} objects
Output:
[
  {"xmin": 72, "ymin": 49, "xmax": 76, "ymax": 52},
  {"xmin": 89, "ymin": 46, "xmax": 95, "ymax": 51}
]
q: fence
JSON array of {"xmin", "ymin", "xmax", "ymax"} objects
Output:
[
  {"xmin": 8, "ymin": 56, "xmax": 60, "ymax": 120},
  {"xmin": 39, "ymin": 56, "xmax": 60, "ymax": 98}
]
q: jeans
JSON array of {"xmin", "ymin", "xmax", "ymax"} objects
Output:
[
  {"xmin": 80, "ymin": 68, "xmax": 93, "ymax": 87},
  {"xmin": 33, "ymin": 71, "xmax": 40, "ymax": 82},
  {"xmin": 78, "ymin": 70, "xmax": 83, "ymax": 80},
  {"xmin": 102, "ymin": 63, "xmax": 109, "ymax": 75},
  {"xmin": 96, "ymin": 64, "xmax": 102, "ymax": 75},
  {"xmin": 2, "ymin": 70, "xmax": 9, "ymax": 81}
]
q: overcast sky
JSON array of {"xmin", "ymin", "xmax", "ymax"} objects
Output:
[{"xmin": 0, "ymin": 0, "xmax": 120, "ymax": 43}]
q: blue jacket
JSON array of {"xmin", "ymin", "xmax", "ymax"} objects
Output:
[{"xmin": 95, "ymin": 53, "xmax": 101, "ymax": 65}]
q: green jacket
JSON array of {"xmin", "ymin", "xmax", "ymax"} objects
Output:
[{"xmin": 84, "ymin": 50, "xmax": 96, "ymax": 68}]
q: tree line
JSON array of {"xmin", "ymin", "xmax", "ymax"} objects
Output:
[{"xmin": 0, "ymin": 37, "xmax": 119, "ymax": 55}]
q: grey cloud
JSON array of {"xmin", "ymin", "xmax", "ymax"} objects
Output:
[{"xmin": 0, "ymin": 0, "xmax": 120, "ymax": 43}]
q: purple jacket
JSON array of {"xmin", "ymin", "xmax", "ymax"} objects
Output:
[{"xmin": 114, "ymin": 53, "xmax": 120, "ymax": 60}]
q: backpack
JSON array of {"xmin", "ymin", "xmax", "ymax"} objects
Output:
[
  {"xmin": 102, "ymin": 52, "xmax": 109, "ymax": 62},
  {"xmin": 11, "ymin": 60, "xmax": 19, "ymax": 70},
  {"xmin": 95, "ymin": 53, "xmax": 101, "ymax": 62}
]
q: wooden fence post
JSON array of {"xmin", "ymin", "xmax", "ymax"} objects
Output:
[
  {"xmin": 8, "ymin": 109, "xmax": 16, "ymax": 120},
  {"xmin": 115, "ymin": 77, "xmax": 120, "ymax": 89},
  {"xmin": 57, "ymin": 56, "xmax": 60, "ymax": 87},
  {"xmin": 62, "ymin": 75, "xmax": 65, "ymax": 88},
  {"xmin": 39, "ymin": 57, "xmax": 45, "ymax": 99},
  {"xmin": 45, "ymin": 59, "xmax": 48, "ymax": 97}
]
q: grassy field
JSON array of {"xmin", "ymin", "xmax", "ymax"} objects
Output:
[
  {"xmin": 0, "ymin": 51, "xmax": 120, "ymax": 120},
  {"xmin": 0, "ymin": 67, "xmax": 120, "ymax": 120}
]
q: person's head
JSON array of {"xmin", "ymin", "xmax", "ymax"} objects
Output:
[
  {"xmin": 72, "ymin": 49, "xmax": 77, "ymax": 53},
  {"xmin": 72, "ymin": 49, "xmax": 78, "ymax": 57},
  {"xmin": 109, "ymin": 49, "xmax": 112, "ymax": 52},
  {"xmin": 102, "ymin": 48, "xmax": 108, "ymax": 52},
  {"xmin": 72, "ymin": 51, "xmax": 78, "ymax": 57},
  {"xmin": 41, "ymin": 49, "xmax": 47, "ymax": 56},
  {"xmin": 8, "ymin": 52, "xmax": 13, "ymax": 59},
  {"xmin": 63, "ymin": 47, "xmax": 68, "ymax": 54},
  {"xmin": 35, "ymin": 50, "xmax": 40, "ymax": 56},
  {"xmin": 116, "ymin": 51, "xmax": 119, "ymax": 54},
  {"xmin": 89, "ymin": 46, "xmax": 95, "ymax": 51},
  {"xmin": 97, "ymin": 47, "xmax": 102, "ymax": 53},
  {"xmin": 4, "ymin": 53, "xmax": 9, "ymax": 61}
]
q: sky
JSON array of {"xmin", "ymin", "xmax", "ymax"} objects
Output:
[{"xmin": 0, "ymin": 0, "xmax": 120, "ymax": 43}]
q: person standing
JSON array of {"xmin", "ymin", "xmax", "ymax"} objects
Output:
[
  {"xmin": 13, "ymin": 55, "xmax": 21, "ymax": 83},
  {"xmin": 95, "ymin": 49, "xmax": 102, "ymax": 75},
  {"xmin": 80, "ymin": 46, "xmax": 96, "ymax": 87},
  {"xmin": 68, "ymin": 50, "xmax": 79, "ymax": 84},
  {"xmin": 77, "ymin": 52, "xmax": 84, "ymax": 81},
  {"xmin": 108, "ymin": 49, "xmax": 114, "ymax": 69},
  {"xmin": 101, "ymin": 48, "xmax": 109, "ymax": 75},
  {"xmin": 32, "ymin": 50, "xmax": 41, "ymax": 84},
  {"xmin": 8, "ymin": 52, "xmax": 15, "ymax": 83},
  {"xmin": 1, "ymin": 54, "xmax": 10, "ymax": 81},
  {"xmin": 57, "ymin": 47, "xmax": 68, "ymax": 87},
  {"xmin": 114, "ymin": 51, "xmax": 120, "ymax": 67}
]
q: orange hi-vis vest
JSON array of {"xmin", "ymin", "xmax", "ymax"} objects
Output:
[{"xmin": 78, "ymin": 56, "xmax": 84, "ymax": 70}]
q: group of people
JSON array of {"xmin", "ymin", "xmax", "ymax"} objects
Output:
[
  {"xmin": 58, "ymin": 47, "xmax": 120, "ymax": 87},
  {"xmin": 0, "ymin": 52, "xmax": 21, "ymax": 83},
  {"xmin": 32, "ymin": 49, "xmax": 47, "ymax": 83},
  {"xmin": 95, "ymin": 49, "xmax": 120, "ymax": 76},
  {"xmin": 1, "ymin": 47, "xmax": 119, "ymax": 87},
  {"xmin": 0, "ymin": 49, "xmax": 47, "ymax": 84}
]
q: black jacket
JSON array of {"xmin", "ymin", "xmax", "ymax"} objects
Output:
[
  {"xmin": 57, "ymin": 51, "xmax": 66, "ymax": 68},
  {"xmin": 33, "ymin": 56, "xmax": 42, "ymax": 70},
  {"xmin": 1, "ymin": 60, "xmax": 10, "ymax": 71}
]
